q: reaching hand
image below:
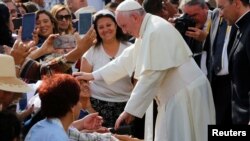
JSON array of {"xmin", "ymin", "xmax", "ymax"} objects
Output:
[
  {"xmin": 10, "ymin": 40, "xmax": 33, "ymax": 66},
  {"xmin": 114, "ymin": 112, "xmax": 135, "ymax": 130},
  {"xmin": 83, "ymin": 113, "xmax": 103, "ymax": 130},
  {"xmin": 73, "ymin": 72, "xmax": 94, "ymax": 81},
  {"xmin": 185, "ymin": 27, "xmax": 208, "ymax": 42},
  {"xmin": 40, "ymin": 34, "xmax": 59, "ymax": 54}
]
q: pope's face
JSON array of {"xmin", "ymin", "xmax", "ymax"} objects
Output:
[{"xmin": 115, "ymin": 12, "xmax": 139, "ymax": 38}]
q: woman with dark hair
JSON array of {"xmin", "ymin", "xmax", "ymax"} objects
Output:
[
  {"xmin": 35, "ymin": 10, "xmax": 59, "ymax": 47},
  {"xmin": 80, "ymin": 9, "xmax": 133, "ymax": 128},
  {"xmin": 28, "ymin": 10, "xmax": 61, "ymax": 63},
  {"xmin": 92, "ymin": 9, "xmax": 129, "ymax": 47},
  {"xmin": 0, "ymin": 2, "xmax": 15, "ymax": 47}
]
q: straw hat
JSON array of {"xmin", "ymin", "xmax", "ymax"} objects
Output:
[{"xmin": 0, "ymin": 54, "xmax": 31, "ymax": 93}]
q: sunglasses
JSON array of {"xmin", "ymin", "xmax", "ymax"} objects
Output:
[{"xmin": 56, "ymin": 14, "xmax": 71, "ymax": 21}]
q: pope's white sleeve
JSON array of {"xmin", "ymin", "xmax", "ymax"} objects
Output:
[
  {"xmin": 125, "ymin": 70, "xmax": 166, "ymax": 118},
  {"xmin": 94, "ymin": 46, "xmax": 135, "ymax": 85}
]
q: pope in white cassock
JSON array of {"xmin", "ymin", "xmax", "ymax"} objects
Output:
[{"xmin": 74, "ymin": 0, "xmax": 215, "ymax": 141}]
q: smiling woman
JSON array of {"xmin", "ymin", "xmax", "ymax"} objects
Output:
[
  {"xmin": 80, "ymin": 9, "xmax": 133, "ymax": 128},
  {"xmin": 35, "ymin": 10, "xmax": 59, "ymax": 48}
]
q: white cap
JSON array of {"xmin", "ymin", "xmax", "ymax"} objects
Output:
[
  {"xmin": 116, "ymin": 0, "xmax": 142, "ymax": 12},
  {"xmin": 93, "ymin": 9, "xmax": 115, "ymax": 21}
]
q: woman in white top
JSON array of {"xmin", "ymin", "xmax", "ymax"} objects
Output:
[{"xmin": 80, "ymin": 9, "xmax": 133, "ymax": 127}]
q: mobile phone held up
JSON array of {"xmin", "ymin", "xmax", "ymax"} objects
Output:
[
  {"xmin": 53, "ymin": 35, "xmax": 76, "ymax": 49},
  {"xmin": 109, "ymin": 125, "xmax": 133, "ymax": 135},
  {"xmin": 21, "ymin": 13, "xmax": 36, "ymax": 42},
  {"xmin": 12, "ymin": 18, "xmax": 22, "ymax": 30},
  {"xmin": 78, "ymin": 13, "xmax": 92, "ymax": 35}
]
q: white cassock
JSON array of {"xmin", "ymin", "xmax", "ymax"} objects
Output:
[{"xmin": 93, "ymin": 14, "xmax": 215, "ymax": 141}]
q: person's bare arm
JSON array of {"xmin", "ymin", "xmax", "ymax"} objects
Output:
[{"xmin": 65, "ymin": 26, "xmax": 96, "ymax": 62}]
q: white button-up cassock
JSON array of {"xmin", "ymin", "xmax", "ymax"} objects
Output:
[{"xmin": 93, "ymin": 13, "xmax": 215, "ymax": 141}]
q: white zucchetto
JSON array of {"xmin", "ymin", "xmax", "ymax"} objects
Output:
[{"xmin": 116, "ymin": 0, "xmax": 142, "ymax": 12}]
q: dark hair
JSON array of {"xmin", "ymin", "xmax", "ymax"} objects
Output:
[
  {"xmin": 0, "ymin": 3, "xmax": 14, "ymax": 47},
  {"xmin": 143, "ymin": 0, "xmax": 163, "ymax": 14},
  {"xmin": 93, "ymin": 11, "xmax": 129, "ymax": 46},
  {"xmin": 170, "ymin": 0, "xmax": 180, "ymax": 5},
  {"xmin": 23, "ymin": 1, "xmax": 39, "ymax": 13},
  {"xmin": 38, "ymin": 74, "xmax": 80, "ymax": 118},
  {"xmin": 16, "ymin": 2, "xmax": 28, "ymax": 14},
  {"xmin": 36, "ymin": 10, "xmax": 59, "ymax": 36},
  {"xmin": 184, "ymin": 0, "xmax": 207, "ymax": 8},
  {"xmin": 105, "ymin": 2, "xmax": 119, "ymax": 10},
  {"xmin": 0, "ymin": 111, "xmax": 21, "ymax": 141}
]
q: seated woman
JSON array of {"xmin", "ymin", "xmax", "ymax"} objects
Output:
[
  {"xmin": 25, "ymin": 74, "xmax": 116, "ymax": 141},
  {"xmin": 24, "ymin": 74, "xmax": 82, "ymax": 140}
]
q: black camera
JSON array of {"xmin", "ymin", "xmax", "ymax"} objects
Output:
[{"xmin": 174, "ymin": 13, "xmax": 196, "ymax": 37}]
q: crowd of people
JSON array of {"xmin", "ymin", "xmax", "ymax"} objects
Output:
[{"xmin": 0, "ymin": 0, "xmax": 249, "ymax": 141}]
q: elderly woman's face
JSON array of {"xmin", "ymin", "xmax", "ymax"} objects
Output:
[{"xmin": 36, "ymin": 13, "xmax": 54, "ymax": 38}]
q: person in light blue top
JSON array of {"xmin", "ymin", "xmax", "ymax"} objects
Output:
[
  {"xmin": 24, "ymin": 73, "xmax": 118, "ymax": 141},
  {"xmin": 25, "ymin": 118, "xmax": 69, "ymax": 141},
  {"xmin": 25, "ymin": 74, "xmax": 82, "ymax": 141}
]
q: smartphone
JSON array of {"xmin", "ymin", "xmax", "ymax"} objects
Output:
[
  {"xmin": 109, "ymin": 125, "xmax": 132, "ymax": 135},
  {"xmin": 12, "ymin": 18, "xmax": 22, "ymax": 30},
  {"xmin": 78, "ymin": 13, "xmax": 92, "ymax": 35},
  {"xmin": 53, "ymin": 35, "xmax": 76, "ymax": 49},
  {"xmin": 21, "ymin": 13, "xmax": 36, "ymax": 42}
]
